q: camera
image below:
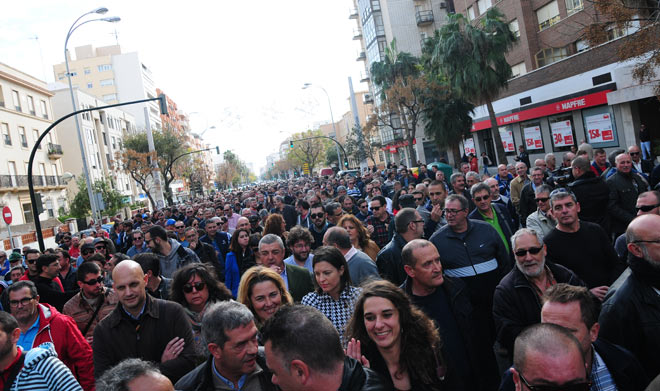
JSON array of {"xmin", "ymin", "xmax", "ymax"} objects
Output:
[{"xmin": 551, "ymin": 167, "xmax": 573, "ymax": 187}]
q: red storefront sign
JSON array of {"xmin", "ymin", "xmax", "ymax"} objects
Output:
[
  {"xmin": 382, "ymin": 138, "xmax": 416, "ymax": 152},
  {"xmin": 470, "ymin": 90, "xmax": 611, "ymax": 132}
]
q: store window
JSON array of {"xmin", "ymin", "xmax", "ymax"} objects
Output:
[
  {"xmin": 582, "ymin": 106, "xmax": 619, "ymax": 148},
  {"xmin": 521, "ymin": 122, "xmax": 544, "ymax": 151},
  {"xmin": 536, "ymin": 1, "xmax": 560, "ymax": 30},
  {"xmin": 499, "ymin": 126, "xmax": 516, "ymax": 154},
  {"xmin": 548, "ymin": 114, "xmax": 577, "ymax": 152}
]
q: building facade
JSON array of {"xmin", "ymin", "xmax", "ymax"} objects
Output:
[{"xmin": 0, "ymin": 63, "xmax": 68, "ymax": 227}]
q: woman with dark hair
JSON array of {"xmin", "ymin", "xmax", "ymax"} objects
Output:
[
  {"xmin": 301, "ymin": 246, "xmax": 361, "ymax": 345},
  {"xmin": 338, "ymin": 214, "xmax": 379, "ymax": 262},
  {"xmin": 170, "ymin": 263, "xmax": 232, "ymax": 363},
  {"xmin": 391, "ymin": 189, "xmax": 408, "ymax": 215},
  {"xmin": 237, "ymin": 266, "xmax": 293, "ymax": 328},
  {"xmin": 345, "ymin": 280, "xmax": 446, "ymax": 391},
  {"xmin": 224, "ymin": 228, "xmax": 256, "ymax": 297},
  {"xmin": 263, "ymin": 214, "xmax": 290, "ymax": 257}
]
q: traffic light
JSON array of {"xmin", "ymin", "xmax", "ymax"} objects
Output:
[
  {"xmin": 157, "ymin": 94, "xmax": 168, "ymax": 116},
  {"xmin": 343, "ymin": 159, "xmax": 349, "ymax": 168},
  {"xmin": 215, "ymin": 146, "xmax": 220, "ymax": 155},
  {"xmin": 289, "ymin": 140, "xmax": 294, "ymax": 148}
]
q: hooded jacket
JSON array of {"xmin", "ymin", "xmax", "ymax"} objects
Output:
[
  {"xmin": 11, "ymin": 342, "xmax": 82, "ymax": 391},
  {"xmin": 156, "ymin": 239, "xmax": 200, "ymax": 278}
]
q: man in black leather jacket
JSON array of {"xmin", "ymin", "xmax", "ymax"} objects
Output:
[{"xmin": 569, "ymin": 156, "xmax": 611, "ymax": 235}]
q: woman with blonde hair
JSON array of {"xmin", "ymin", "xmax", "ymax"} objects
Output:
[
  {"xmin": 338, "ymin": 214, "xmax": 379, "ymax": 261},
  {"xmin": 237, "ymin": 265, "xmax": 293, "ymax": 328}
]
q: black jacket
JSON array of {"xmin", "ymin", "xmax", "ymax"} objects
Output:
[
  {"xmin": 270, "ymin": 204, "xmax": 297, "ymax": 231},
  {"xmin": 34, "ymin": 276, "xmax": 78, "ymax": 312},
  {"xmin": 376, "ymin": 234, "xmax": 408, "ymax": 286},
  {"xmin": 468, "ymin": 203, "xmax": 516, "ymax": 250},
  {"xmin": 339, "ymin": 356, "xmax": 393, "ymax": 391},
  {"xmin": 192, "ymin": 241, "xmax": 222, "ymax": 280},
  {"xmin": 569, "ymin": 171, "xmax": 611, "ymax": 234},
  {"xmin": 174, "ymin": 350, "xmax": 277, "ymax": 391},
  {"xmin": 493, "ymin": 262, "xmax": 584, "ymax": 359},
  {"xmin": 606, "ymin": 171, "xmax": 648, "ymax": 234},
  {"xmin": 518, "ymin": 183, "xmax": 541, "ymax": 226}
]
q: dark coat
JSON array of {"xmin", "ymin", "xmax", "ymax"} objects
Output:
[
  {"xmin": 192, "ymin": 240, "xmax": 223, "ymax": 280},
  {"xmin": 376, "ymin": 234, "xmax": 408, "ymax": 286},
  {"xmin": 270, "ymin": 204, "xmax": 298, "ymax": 231},
  {"xmin": 606, "ymin": 171, "xmax": 648, "ymax": 234},
  {"xmin": 518, "ymin": 183, "xmax": 541, "ymax": 226},
  {"xmin": 93, "ymin": 294, "xmax": 196, "ymax": 383},
  {"xmin": 284, "ymin": 263, "xmax": 314, "ymax": 302},
  {"xmin": 469, "ymin": 203, "xmax": 516, "ymax": 249},
  {"xmin": 492, "ymin": 262, "xmax": 584, "ymax": 359},
  {"xmin": 340, "ymin": 356, "xmax": 393, "ymax": 391},
  {"xmin": 569, "ymin": 171, "xmax": 611, "ymax": 234}
]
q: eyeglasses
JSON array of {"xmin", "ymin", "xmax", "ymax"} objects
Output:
[
  {"xmin": 9, "ymin": 297, "xmax": 34, "ymax": 308},
  {"xmin": 371, "ymin": 206, "xmax": 381, "ymax": 211},
  {"xmin": 310, "ymin": 213, "xmax": 325, "ymax": 219},
  {"xmin": 630, "ymin": 152, "xmax": 640, "ymax": 156},
  {"xmin": 81, "ymin": 249, "xmax": 94, "ymax": 255},
  {"xmin": 518, "ymin": 372, "xmax": 591, "ymax": 391},
  {"xmin": 359, "ymin": 204, "xmax": 367, "ymax": 208},
  {"xmin": 82, "ymin": 276, "xmax": 104, "ymax": 286},
  {"xmin": 535, "ymin": 197, "xmax": 550, "ymax": 203},
  {"xmin": 444, "ymin": 208, "xmax": 465, "ymax": 215},
  {"xmin": 134, "ymin": 236, "xmax": 143, "ymax": 240},
  {"xmin": 414, "ymin": 197, "xmax": 424, "ymax": 202},
  {"xmin": 636, "ymin": 203, "xmax": 660, "ymax": 212},
  {"xmin": 182, "ymin": 282, "xmax": 206, "ymax": 293},
  {"xmin": 175, "ymin": 225, "xmax": 184, "ymax": 229},
  {"xmin": 474, "ymin": 195, "xmax": 490, "ymax": 202},
  {"xmin": 95, "ymin": 246, "xmax": 106, "ymax": 251},
  {"xmin": 514, "ymin": 246, "xmax": 544, "ymax": 257}
]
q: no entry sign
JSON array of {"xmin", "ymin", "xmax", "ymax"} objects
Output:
[{"xmin": 3, "ymin": 206, "xmax": 12, "ymax": 225}]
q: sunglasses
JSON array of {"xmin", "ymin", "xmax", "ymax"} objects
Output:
[
  {"xmin": 535, "ymin": 197, "xmax": 550, "ymax": 203},
  {"xmin": 175, "ymin": 225, "xmax": 184, "ymax": 229},
  {"xmin": 95, "ymin": 246, "xmax": 106, "ymax": 251},
  {"xmin": 414, "ymin": 197, "xmax": 424, "ymax": 201},
  {"xmin": 518, "ymin": 372, "xmax": 591, "ymax": 391},
  {"xmin": 183, "ymin": 282, "xmax": 206, "ymax": 293},
  {"xmin": 26, "ymin": 259, "xmax": 36, "ymax": 265},
  {"xmin": 371, "ymin": 206, "xmax": 381, "ymax": 211},
  {"xmin": 474, "ymin": 196, "xmax": 490, "ymax": 202},
  {"xmin": 310, "ymin": 213, "xmax": 325, "ymax": 219},
  {"xmin": 630, "ymin": 152, "xmax": 640, "ymax": 156},
  {"xmin": 636, "ymin": 203, "xmax": 660, "ymax": 212},
  {"xmin": 514, "ymin": 246, "xmax": 543, "ymax": 257},
  {"xmin": 359, "ymin": 204, "xmax": 367, "ymax": 208},
  {"xmin": 82, "ymin": 249, "xmax": 94, "ymax": 255},
  {"xmin": 82, "ymin": 276, "xmax": 104, "ymax": 286}
]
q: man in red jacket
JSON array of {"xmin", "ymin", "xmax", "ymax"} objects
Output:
[{"xmin": 7, "ymin": 280, "xmax": 94, "ymax": 390}]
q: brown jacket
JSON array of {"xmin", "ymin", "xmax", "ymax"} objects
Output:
[{"xmin": 63, "ymin": 288, "xmax": 118, "ymax": 340}]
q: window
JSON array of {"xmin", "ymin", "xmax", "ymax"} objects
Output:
[
  {"xmin": 26, "ymin": 96, "xmax": 35, "ymax": 116},
  {"xmin": 98, "ymin": 64, "xmax": 112, "ymax": 72},
  {"xmin": 549, "ymin": 114, "xmax": 576, "ymax": 152},
  {"xmin": 87, "ymin": 82, "xmax": 93, "ymax": 89},
  {"xmin": 477, "ymin": 0, "xmax": 492, "ymax": 14},
  {"xmin": 0, "ymin": 85, "xmax": 4, "ymax": 107},
  {"xmin": 40, "ymin": 100, "xmax": 48, "ymax": 119},
  {"xmin": 22, "ymin": 203, "xmax": 34, "ymax": 224},
  {"xmin": 566, "ymin": 0, "xmax": 583, "ymax": 15},
  {"xmin": 33, "ymin": 129, "xmax": 41, "ymax": 149},
  {"xmin": 2, "ymin": 123, "xmax": 11, "ymax": 146},
  {"xmin": 11, "ymin": 90, "xmax": 20, "ymax": 111},
  {"xmin": 535, "ymin": 46, "xmax": 568, "ymax": 67},
  {"xmin": 86, "ymin": 128, "xmax": 94, "ymax": 144},
  {"xmin": 467, "ymin": 6, "xmax": 475, "ymax": 20},
  {"xmin": 511, "ymin": 62, "xmax": 527, "ymax": 78},
  {"xmin": 46, "ymin": 199, "xmax": 54, "ymax": 218},
  {"xmin": 102, "ymin": 94, "xmax": 117, "ymax": 102},
  {"xmin": 18, "ymin": 127, "xmax": 27, "ymax": 148},
  {"xmin": 102, "ymin": 132, "xmax": 108, "ymax": 145},
  {"xmin": 106, "ymin": 153, "xmax": 112, "ymax": 166},
  {"xmin": 576, "ymin": 39, "xmax": 589, "ymax": 52},
  {"xmin": 84, "ymin": 68, "xmax": 91, "ymax": 75},
  {"xmin": 111, "ymin": 136, "xmax": 116, "ymax": 149},
  {"xmin": 8, "ymin": 162, "xmax": 17, "ymax": 186},
  {"xmin": 537, "ymin": 1, "xmax": 560, "ymax": 30},
  {"xmin": 100, "ymin": 79, "xmax": 114, "ymax": 86},
  {"xmin": 509, "ymin": 19, "xmax": 520, "ymax": 38}
]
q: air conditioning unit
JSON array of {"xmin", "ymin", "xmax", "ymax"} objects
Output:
[
  {"xmin": 439, "ymin": 2, "xmax": 447, "ymax": 8},
  {"xmin": 363, "ymin": 93, "xmax": 373, "ymax": 103}
]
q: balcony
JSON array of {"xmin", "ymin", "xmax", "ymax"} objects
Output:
[
  {"xmin": 349, "ymin": 8, "xmax": 358, "ymax": 19},
  {"xmin": 356, "ymin": 51, "xmax": 366, "ymax": 61},
  {"xmin": 353, "ymin": 28, "xmax": 363, "ymax": 40},
  {"xmin": 416, "ymin": 10, "xmax": 434, "ymax": 26},
  {"xmin": 47, "ymin": 143, "xmax": 63, "ymax": 159},
  {"xmin": 0, "ymin": 175, "xmax": 64, "ymax": 189},
  {"xmin": 360, "ymin": 71, "xmax": 371, "ymax": 83}
]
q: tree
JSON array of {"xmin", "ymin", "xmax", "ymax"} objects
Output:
[
  {"xmin": 115, "ymin": 148, "xmax": 156, "ymax": 209},
  {"xmin": 215, "ymin": 150, "xmax": 253, "ymax": 189},
  {"xmin": 70, "ymin": 177, "xmax": 124, "ymax": 218},
  {"xmin": 586, "ymin": 0, "xmax": 660, "ymax": 96},
  {"xmin": 345, "ymin": 125, "xmax": 382, "ymax": 167},
  {"xmin": 287, "ymin": 130, "xmax": 331, "ymax": 172},
  {"xmin": 430, "ymin": 8, "xmax": 516, "ymax": 164}
]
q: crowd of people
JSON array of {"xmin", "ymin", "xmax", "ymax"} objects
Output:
[{"xmin": 0, "ymin": 141, "xmax": 657, "ymax": 390}]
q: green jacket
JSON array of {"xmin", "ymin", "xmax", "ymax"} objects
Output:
[{"xmin": 285, "ymin": 263, "xmax": 314, "ymax": 302}]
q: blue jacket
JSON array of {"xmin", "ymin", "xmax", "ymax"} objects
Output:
[{"xmin": 225, "ymin": 252, "xmax": 240, "ymax": 297}]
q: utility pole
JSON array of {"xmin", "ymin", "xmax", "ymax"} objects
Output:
[
  {"xmin": 144, "ymin": 108, "xmax": 166, "ymax": 209},
  {"xmin": 348, "ymin": 77, "xmax": 367, "ymax": 170}
]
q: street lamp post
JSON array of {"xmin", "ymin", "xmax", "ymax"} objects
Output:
[
  {"xmin": 302, "ymin": 83, "xmax": 345, "ymax": 169},
  {"xmin": 65, "ymin": 7, "xmax": 120, "ymax": 223}
]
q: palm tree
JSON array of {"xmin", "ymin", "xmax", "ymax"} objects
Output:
[{"xmin": 431, "ymin": 8, "xmax": 516, "ymax": 164}]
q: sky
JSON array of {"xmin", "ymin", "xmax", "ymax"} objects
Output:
[{"xmin": 0, "ymin": 0, "xmax": 367, "ymax": 173}]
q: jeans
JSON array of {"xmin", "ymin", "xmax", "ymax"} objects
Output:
[{"xmin": 641, "ymin": 141, "xmax": 652, "ymax": 160}]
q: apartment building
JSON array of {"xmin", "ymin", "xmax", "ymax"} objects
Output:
[
  {"xmin": 453, "ymin": 0, "xmax": 659, "ymax": 163},
  {"xmin": 0, "ymin": 63, "xmax": 68, "ymax": 227},
  {"xmin": 351, "ymin": 0, "xmax": 454, "ymax": 165},
  {"xmin": 49, "ymin": 84, "xmax": 140, "ymax": 204},
  {"xmin": 53, "ymin": 45, "xmax": 162, "ymax": 131}
]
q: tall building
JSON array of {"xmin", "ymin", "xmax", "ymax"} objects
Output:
[
  {"xmin": 0, "ymin": 63, "xmax": 68, "ymax": 227},
  {"xmin": 452, "ymin": 0, "xmax": 658, "ymax": 164},
  {"xmin": 351, "ymin": 0, "xmax": 454, "ymax": 165},
  {"xmin": 53, "ymin": 45, "xmax": 161, "ymax": 131},
  {"xmin": 49, "ymin": 84, "xmax": 140, "ymax": 204}
]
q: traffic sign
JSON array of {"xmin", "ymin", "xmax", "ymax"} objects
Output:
[{"xmin": 2, "ymin": 206, "xmax": 12, "ymax": 225}]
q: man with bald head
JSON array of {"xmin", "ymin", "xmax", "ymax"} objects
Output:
[
  {"xmin": 599, "ymin": 214, "xmax": 660, "ymax": 379},
  {"xmin": 92, "ymin": 260, "xmax": 196, "ymax": 383},
  {"xmin": 607, "ymin": 152, "xmax": 649, "ymax": 237}
]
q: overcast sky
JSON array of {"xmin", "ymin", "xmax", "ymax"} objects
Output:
[{"xmin": 1, "ymin": 0, "xmax": 367, "ymax": 173}]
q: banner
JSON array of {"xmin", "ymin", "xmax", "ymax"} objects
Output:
[
  {"xmin": 550, "ymin": 120, "xmax": 574, "ymax": 147},
  {"xmin": 499, "ymin": 127, "xmax": 515, "ymax": 152},
  {"xmin": 523, "ymin": 125, "xmax": 543, "ymax": 150},
  {"xmin": 585, "ymin": 113, "xmax": 614, "ymax": 143},
  {"xmin": 464, "ymin": 138, "xmax": 475, "ymax": 155}
]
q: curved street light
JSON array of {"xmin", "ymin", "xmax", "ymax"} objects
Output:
[
  {"xmin": 302, "ymin": 83, "xmax": 345, "ymax": 168},
  {"xmin": 64, "ymin": 7, "xmax": 120, "ymax": 222}
]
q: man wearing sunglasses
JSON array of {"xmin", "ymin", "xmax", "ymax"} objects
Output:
[
  {"xmin": 525, "ymin": 185, "xmax": 556, "ymax": 240},
  {"xmin": 493, "ymin": 228, "xmax": 584, "ymax": 367},
  {"xmin": 308, "ymin": 203, "xmax": 333, "ymax": 250},
  {"xmin": 569, "ymin": 156, "xmax": 610, "ymax": 235},
  {"xmin": 519, "ymin": 167, "xmax": 548, "ymax": 227},
  {"xmin": 127, "ymin": 230, "xmax": 149, "ymax": 258},
  {"xmin": 64, "ymin": 261, "xmax": 118, "ymax": 343},
  {"xmin": 540, "ymin": 284, "xmax": 648, "ymax": 391},
  {"xmin": 628, "ymin": 144, "xmax": 653, "ymax": 178},
  {"xmin": 469, "ymin": 182, "xmax": 516, "ymax": 256}
]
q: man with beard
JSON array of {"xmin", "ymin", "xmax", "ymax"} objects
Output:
[
  {"xmin": 599, "ymin": 214, "xmax": 660, "ymax": 380},
  {"xmin": 423, "ymin": 180, "xmax": 448, "ymax": 238},
  {"xmin": 308, "ymin": 203, "xmax": 333, "ymax": 250},
  {"xmin": 146, "ymin": 225, "xmax": 199, "ymax": 279},
  {"xmin": 63, "ymin": 262, "xmax": 118, "ymax": 343},
  {"xmin": 284, "ymin": 227, "xmax": 314, "ymax": 273},
  {"xmin": 175, "ymin": 301, "xmax": 276, "ymax": 391},
  {"xmin": 492, "ymin": 228, "xmax": 584, "ymax": 366}
]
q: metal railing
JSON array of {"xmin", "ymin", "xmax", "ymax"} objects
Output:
[
  {"xmin": 0, "ymin": 175, "xmax": 63, "ymax": 188},
  {"xmin": 47, "ymin": 143, "xmax": 63, "ymax": 155},
  {"xmin": 416, "ymin": 10, "xmax": 434, "ymax": 25}
]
